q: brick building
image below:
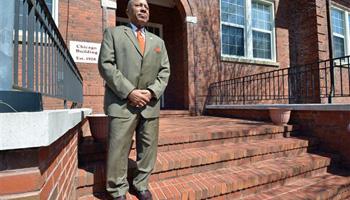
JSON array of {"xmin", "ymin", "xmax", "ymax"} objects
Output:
[
  {"xmin": 1, "ymin": 0, "xmax": 350, "ymax": 199},
  {"xmin": 55, "ymin": 0, "xmax": 349, "ymax": 115}
]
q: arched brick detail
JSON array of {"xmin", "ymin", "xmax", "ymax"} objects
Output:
[
  {"xmin": 173, "ymin": 0, "xmax": 196, "ymax": 114},
  {"xmin": 175, "ymin": 0, "xmax": 193, "ymax": 17}
]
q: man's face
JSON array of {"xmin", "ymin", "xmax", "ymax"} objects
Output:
[{"xmin": 127, "ymin": 0, "xmax": 149, "ymax": 27}]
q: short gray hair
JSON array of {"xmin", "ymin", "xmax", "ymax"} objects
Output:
[{"xmin": 127, "ymin": 0, "xmax": 136, "ymax": 10}]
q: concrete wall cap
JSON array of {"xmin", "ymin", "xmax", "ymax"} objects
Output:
[{"xmin": 0, "ymin": 108, "xmax": 92, "ymax": 150}]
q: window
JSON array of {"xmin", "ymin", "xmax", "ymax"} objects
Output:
[
  {"xmin": 220, "ymin": 0, "xmax": 276, "ymax": 61},
  {"xmin": 331, "ymin": 7, "xmax": 350, "ymax": 58}
]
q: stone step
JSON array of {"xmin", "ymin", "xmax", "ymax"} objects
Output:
[
  {"xmin": 76, "ymin": 137, "xmax": 317, "ymax": 196},
  {"xmin": 241, "ymin": 171, "xmax": 350, "ymax": 200},
  {"xmin": 79, "ymin": 118, "xmax": 296, "ymax": 164},
  {"xmin": 78, "ymin": 154, "xmax": 331, "ymax": 200}
]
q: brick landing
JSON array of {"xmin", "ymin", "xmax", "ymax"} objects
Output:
[{"xmin": 77, "ymin": 116, "xmax": 350, "ymax": 200}]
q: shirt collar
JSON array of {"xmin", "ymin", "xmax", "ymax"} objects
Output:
[{"xmin": 130, "ymin": 23, "xmax": 145, "ymax": 35}]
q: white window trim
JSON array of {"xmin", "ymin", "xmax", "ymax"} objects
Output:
[
  {"xmin": 116, "ymin": 17, "xmax": 163, "ymax": 38},
  {"xmin": 52, "ymin": 0, "xmax": 59, "ymax": 26},
  {"xmin": 220, "ymin": 0, "xmax": 276, "ymax": 62},
  {"xmin": 331, "ymin": 6, "xmax": 350, "ymax": 58}
]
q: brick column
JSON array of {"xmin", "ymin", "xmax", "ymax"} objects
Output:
[{"xmin": 0, "ymin": 121, "xmax": 86, "ymax": 200}]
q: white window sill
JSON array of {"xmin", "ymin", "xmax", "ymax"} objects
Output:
[{"xmin": 221, "ymin": 56, "xmax": 279, "ymax": 67}]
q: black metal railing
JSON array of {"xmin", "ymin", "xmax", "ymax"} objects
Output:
[
  {"xmin": 207, "ymin": 56, "xmax": 350, "ymax": 105},
  {"xmin": 10, "ymin": 0, "xmax": 83, "ymax": 104}
]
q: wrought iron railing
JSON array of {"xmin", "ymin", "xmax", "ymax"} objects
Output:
[
  {"xmin": 206, "ymin": 56, "xmax": 350, "ymax": 105},
  {"xmin": 0, "ymin": 0, "xmax": 83, "ymax": 106}
]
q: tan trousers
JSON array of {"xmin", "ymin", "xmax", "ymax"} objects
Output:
[{"xmin": 106, "ymin": 114, "xmax": 159, "ymax": 198}]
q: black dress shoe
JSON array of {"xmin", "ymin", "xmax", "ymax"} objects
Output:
[
  {"xmin": 136, "ymin": 190, "xmax": 152, "ymax": 200},
  {"xmin": 113, "ymin": 195, "xmax": 126, "ymax": 200}
]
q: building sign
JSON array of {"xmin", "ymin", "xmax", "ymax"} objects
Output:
[
  {"xmin": 70, "ymin": 41, "xmax": 101, "ymax": 64},
  {"xmin": 101, "ymin": 0, "xmax": 117, "ymax": 9}
]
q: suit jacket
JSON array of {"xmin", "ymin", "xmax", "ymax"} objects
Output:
[{"xmin": 98, "ymin": 25, "xmax": 170, "ymax": 118}]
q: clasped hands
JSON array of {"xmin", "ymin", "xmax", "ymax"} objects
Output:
[{"xmin": 128, "ymin": 89, "xmax": 153, "ymax": 107}]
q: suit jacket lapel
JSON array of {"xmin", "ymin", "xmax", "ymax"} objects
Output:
[
  {"xmin": 123, "ymin": 26, "xmax": 143, "ymax": 56},
  {"xmin": 144, "ymin": 29, "xmax": 153, "ymax": 57}
]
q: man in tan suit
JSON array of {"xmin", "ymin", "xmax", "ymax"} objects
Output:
[{"xmin": 98, "ymin": 0, "xmax": 170, "ymax": 199}]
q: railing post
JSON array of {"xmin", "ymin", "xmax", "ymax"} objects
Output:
[
  {"xmin": 329, "ymin": 60, "xmax": 335, "ymax": 103},
  {"xmin": 242, "ymin": 77, "xmax": 246, "ymax": 104},
  {"xmin": 0, "ymin": 0, "xmax": 42, "ymax": 113},
  {"xmin": 0, "ymin": 1, "xmax": 15, "ymax": 90}
]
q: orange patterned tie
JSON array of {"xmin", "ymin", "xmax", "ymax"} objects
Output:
[{"xmin": 137, "ymin": 29, "xmax": 145, "ymax": 55}]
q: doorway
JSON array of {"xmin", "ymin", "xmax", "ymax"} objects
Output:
[{"xmin": 116, "ymin": 1, "xmax": 188, "ymax": 110}]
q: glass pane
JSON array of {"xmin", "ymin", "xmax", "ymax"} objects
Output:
[
  {"xmin": 18, "ymin": 0, "xmax": 53, "ymax": 29},
  {"xmin": 331, "ymin": 8, "xmax": 345, "ymax": 35},
  {"xmin": 45, "ymin": 0, "xmax": 53, "ymax": 14},
  {"xmin": 18, "ymin": 0, "xmax": 24, "ymax": 30},
  {"xmin": 146, "ymin": 26, "xmax": 161, "ymax": 37},
  {"xmin": 222, "ymin": 25, "xmax": 244, "ymax": 56},
  {"xmin": 333, "ymin": 36, "xmax": 345, "ymax": 58},
  {"xmin": 253, "ymin": 31, "xmax": 271, "ymax": 59},
  {"xmin": 116, "ymin": 21, "xmax": 129, "ymax": 26},
  {"xmin": 221, "ymin": 0, "xmax": 245, "ymax": 25},
  {"xmin": 252, "ymin": 1, "xmax": 272, "ymax": 31}
]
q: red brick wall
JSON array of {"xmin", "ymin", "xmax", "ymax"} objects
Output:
[
  {"xmin": 59, "ymin": 0, "xmax": 189, "ymax": 112},
  {"xmin": 290, "ymin": 110, "xmax": 350, "ymax": 167},
  {"xmin": 116, "ymin": 2, "xmax": 188, "ymax": 109},
  {"xmin": 183, "ymin": 0, "xmax": 291, "ymax": 114},
  {"xmin": 57, "ymin": 0, "xmax": 292, "ymax": 114},
  {"xmin": 59, "ymin": 0, "xmax": 112, "ymax": 114},
  {"xmin": 288, "ymin": 0, "xmax": 320, "ymax": 67},
  {"xmin": 0, "ymin": 120, "xmax": 85, "ymax": 199},
  {"xmin": 56, "ymin": 0, "xmax": 349, "ymax": 114}
]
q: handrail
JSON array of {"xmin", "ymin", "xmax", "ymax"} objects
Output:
[
  {"xmin": 207, "ymin": 56, "xmax": 350, "ymax": 105},
  {"xmin": 8, "ymin": 0, "xmax": 83, "ymax": 104}
]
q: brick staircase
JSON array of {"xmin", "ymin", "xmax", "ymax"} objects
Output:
[{"xmin": 77, "ymin": 115, "xmax": 350, "ymax": 200}]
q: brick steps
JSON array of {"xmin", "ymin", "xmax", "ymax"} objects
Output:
[
  {"xmin": 78, "ymin": 154, "xmax": 331, "ymax": 200},
  {"xmin": 153, "ymin": 124, "xmax": 291, "ymax": 153},
  {"xmin": 160, "ymin": 110, "xmax": 190, "ymax": 118},
  {"xmin": 151, "ymin": 137, "xmax": 315, "ymax": 177},
  {"xmin": 76, "ymin": 116, "xmax": 349, "ymax": 199},
  {"xmin": 241, "ymin": 171, "xmax": 350, "ymax": 200},
  {"xmin": 77, "ymin": 137, "xmax": 316, "ymax": 196},
  {"xmin": 79, "ymin": 118, "xmax": 295, "ymax": 163},
  {"xmin": 146, "ymin": 154, "xmax": 331, "ymax": 200}
]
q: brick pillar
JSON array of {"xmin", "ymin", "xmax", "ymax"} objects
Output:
[{"xmin": 0, "ymin": 122, "xmax": 84, "ymax": 200}]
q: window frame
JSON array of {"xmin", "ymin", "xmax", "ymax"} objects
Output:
[
  {"xmin": 330, "ymin": 6, "xmax": 350, "ymax": 58},
  {"xmin": 220, "ymin": 0, "xmax": 276, "ymax": 62},
  {"xmin": 51, "ymin": 0, "xmax": 59, "ymax": 25}
]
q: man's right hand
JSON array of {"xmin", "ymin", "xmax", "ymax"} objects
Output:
[{"xmin": 128, "ymin": 89, "xmax": 151, "ymax": 107}]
